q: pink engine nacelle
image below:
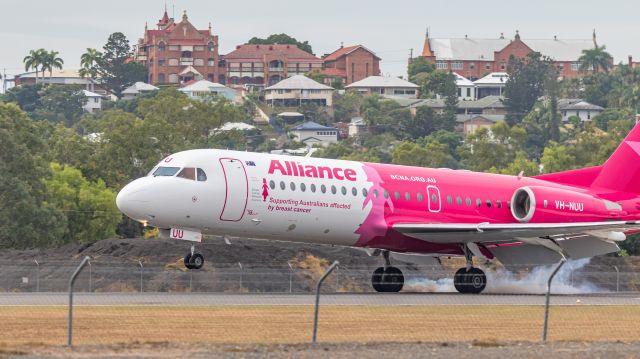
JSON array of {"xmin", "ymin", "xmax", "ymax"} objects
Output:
[{"xmin": 510, "ymin": 186, "xmax": 623, "ymax": 223}]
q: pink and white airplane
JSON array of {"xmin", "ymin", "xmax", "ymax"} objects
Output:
[{"xmin": 116, "ymin": 124, "xmax": 640, "ymax": 294}]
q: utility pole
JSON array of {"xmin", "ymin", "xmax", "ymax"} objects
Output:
[
  {"xmin": 409, "ymin": 48, "xmax": 413, "ymax": 60},
  {"xmin": 2, "ymin": 68, "xmax": 6, "ymax": 93}
]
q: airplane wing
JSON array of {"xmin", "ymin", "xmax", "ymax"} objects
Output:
[{"xmin": 393, "ymin": 220, "xmax": 640, "ymax": 266}]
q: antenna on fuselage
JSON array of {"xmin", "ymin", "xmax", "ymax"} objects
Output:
[{"xmin": 517, "ymin": 170, "xmax": 524, "ymax": 179}]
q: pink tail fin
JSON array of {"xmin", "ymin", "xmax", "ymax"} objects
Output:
[{"xmin": 591, "ymin": 123, "xmax": 640, "ymax": 194}]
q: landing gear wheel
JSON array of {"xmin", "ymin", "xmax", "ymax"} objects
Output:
[
  {"xmin": 382, "ymin": 266, "xmax": 404, "ymax": 293},
  {"xmin": 184, "ymin": 253, "xmax": 193, "ymax": 270},
  {"xmin": 190, "ymin": 253, "xmax": 205, "ymax": 270},
  {"xmin": 371, "ymin": 267, "xmax": 386, "ymax": 292},
  {"xmin": 453, "ymin": 267, "xmax": 486, "ymax": 294},
  {"xmin": 371, "ymin": 266, "xmax": 404, "ymax": 292}
]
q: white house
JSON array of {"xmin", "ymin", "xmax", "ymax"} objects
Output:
[
  {"xmin": 264, "ymin": 75, "xmax": 334, "ymax": 107},
  {"xmin": 348, "ymin": 117, "xmax": 366, "ymax": 137},
  {"xmin": 345, "ymin": 76, "xmax": 419, "ymax": 99},
  {"xmin": 474, "ymin": 72, "xmax": 509, "ymax": 99},
  {"xmin": 121, "ymin": 82, "xmax": 159, "ymax": 100},
  {"xmin": 453, "ymin": 72, "xmax": 475, "ymax": 101},
  {"xmin": 179, "ymin": 80, "xmax": 236, "ymax": 102},
  {"xmin": 559, "ymin": 100, "xmax": 604, "ymax": 122},
  {"xmin": 82, "ymin": 90, "xmax": 102, "ymax": 112},
  {"xmin": 288, "ymin": 121, "xmax": 339, "ymax": 147}
]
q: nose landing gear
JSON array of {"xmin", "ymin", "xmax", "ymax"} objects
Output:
[
  {"xmin": 371, "ymin": 250, "xmax": 405, "ymax": 293},
  {"xmin": 184, "ymin": 245, "xmax": 205, "ymax": 270}
]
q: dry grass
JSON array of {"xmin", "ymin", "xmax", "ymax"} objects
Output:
[{"xmin": 0, "ymin": 305, "xmax": 639, "ymax": 347}]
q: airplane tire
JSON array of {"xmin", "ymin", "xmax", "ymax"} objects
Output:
[
  {"xmin": 382, "ymin": 266, "xmax": 404, "ymax": 293},
  {"xmin": 184, "ymin": 253, "xmax": 194, "ymax": 270},
  {"xmin": 190, "ymin": 253, "xmax": 205, "ymax": 270},
  {"xmin": 467, "ymin": 267, "xmax": 486, "ymax": 294},
  {"xmin": 454, "ymin": 268, "xmax": 469, "ymax": 294},
  {"xmin": 371, "ymin": 267, "xmax": 386, "ymax": 292}
]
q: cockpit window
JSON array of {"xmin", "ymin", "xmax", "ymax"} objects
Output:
[
  {"xmin": 177, "ymin": 167, "xmax": 196, "ymax": 180},
  {"xmin": 197, "ymin": 168, "xmax": 207, "ymax": 182},
  {"xmin": 152, "ymin": 166, "xmax": 180, "ymax": 177}
]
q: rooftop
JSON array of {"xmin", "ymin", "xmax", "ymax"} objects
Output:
[
  {"xmin": 265, "ymin": 75, "xmax": 334, "ymax": 91},
  {"xmin": 179, "ymin": 79, "xmax": 229, "ymax": 92},
  {"xmin": 560, "ymin": 100, "xmax": 604, "ymax": 111},
  {"xmin": 291, "ymin": 121, "xmax": 338, "ymax": 131},
  {"xmin": 345, "ymin": 76, "xmax": 419, "ymax": 89},
  {"xmin": 474, "ymin": 72, "xmax": 509, "ymax": 85},
  {"xmin": 224, "ymin": 44, "xmax": 321, "ymax": 61},
  {"xmin": 456, "ymin": 114, "xmax": 505, "ymax": 123},
  {"xmin": 453, "ymin": 72, "xmax": 474, "ymax": 86},
  {"xmin": 122, "ymin": 82, "xmax": 159, "ymax": 95},
  {"xmin": 323, "ymin": 45, "xmax": 381, "ymax": 62}
]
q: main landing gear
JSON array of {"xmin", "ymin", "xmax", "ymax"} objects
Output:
[
  {"xmin": 184, "ymin": 244, "xmax": 204, "ymax": 270},
  {"xmin": 371, "ymin": 251, "xmax": 405, "ymax": 293},
  {"xmin": 453, "ymin": 244, "xmax": 487, "ymax": 294}
]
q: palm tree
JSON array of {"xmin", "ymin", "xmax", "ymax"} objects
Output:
[
  {"xmin": 42, "ymin": 50, "xmax": 64, "ymax": 83},
  {"xmin": 79, "ymin": 48, "xmax": 102, "ymax": 79},
  {"xmin": 579, "ymin": 45, "xmax": 613, "ymax": 73},
  {"xmin": 23, "ymin": 48, "xmax": 47, "ymax": 83}
]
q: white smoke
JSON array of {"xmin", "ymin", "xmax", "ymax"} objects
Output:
[{"xmin": 405, "ymin": 258, "xmax": 600, "ymax": 294}]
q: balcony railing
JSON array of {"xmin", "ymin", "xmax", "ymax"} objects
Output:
[
  {"xmin": 269, "ymin": 67, "xmax": 284, "ymax": 72},
  {"xmin": 180, "ymin": 58, "xmax": 193, "ymax": 65}
]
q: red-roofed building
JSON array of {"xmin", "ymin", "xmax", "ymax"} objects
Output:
[
  {"xmin": 223, "ymin": 44, "xmax": 323, "ymax": 87},
  {"xmin": 135, "ymin": 9, "xmax": 226, "ymax": 85},
  {"xmin": 321, "ymin": 45, "xmax": 381, "ymax": 86}
]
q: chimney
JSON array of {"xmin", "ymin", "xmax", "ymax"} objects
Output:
[
  {"xmin": 500, "ymin": 32, "xmax": 504, "ymax": 39},
  {"xmin": 629, "ymin": 55, "xmax": 633, "ymax": 67},
  {"xmin": 340, "ymin": 42, "xmax": 344, "ymax": 48},
  {"xmin": 554, "ymin": 35, "xmax": 557, "ymax": 41}
]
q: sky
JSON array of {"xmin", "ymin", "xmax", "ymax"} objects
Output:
[{"xmin": 1, "ymin": 0, "xmax": 639, "ymax": 91}]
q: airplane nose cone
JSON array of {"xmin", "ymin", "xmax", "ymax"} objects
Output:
[{"xmin": 116, "ymin": 179, "xmax": 152, "ymax": 222}]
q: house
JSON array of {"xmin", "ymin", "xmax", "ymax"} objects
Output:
[
  {"xmin": 421, "ymin": 30, "xmax": 602, "ymax": 79},
  {"xmin": 454, "ymin": 72, "xmax": 475, "ymax": 101},
  {"xmin": 288, "ymin": 121, "xmax": 339, "ymax": 147},
  {"xmin": 13, "ymin": 69, "xmax": 105, "ymax": 94},
  {"xmin": 474, "ymin": 72, "xmax": 508, "ymax": 99},
  {"xmin": 121, "ymin": 82, "xmax": 159, "ymax": 100},
  {"xmin": 178, "ymin": 79, "xmax": 235, "ymax": 101},
  {"xmin": 348, "ymin": 117, "xmax": 367, "ymax": 137},
  {"xmin": 558, "ymin": 99, "xmax": 604, "ymax": 122},
  {"xmin": 224, "ymin": 44, "xmax": 323, "ymax": 87},
  {"xmin": 456, "ymin": 114, "xmax": 504, "ymax": 137},
  {"xmin": 399, "ymin": 95, "xmax": 506, "ymax": 116},
  {"xmin": 264, "ymin": 75, "xmax": 334, "ymax": 107},
  {"xmin": 82, "ymin": 90, "xmax": 102, "ymax": 113},
  {"xmin": 321, "ymin": 45, "xmax": 381, "ymax": 85},
  {"xmin": 345, "ymin": 76, "xmax": 419, "ymax": 99},
  {"xmin": 135, "ymin": 9, "xmax": 225, "ymax": 85},
  {"xmin": 277, "ymin": 111, "xmax": 305, "ymax": 123}
]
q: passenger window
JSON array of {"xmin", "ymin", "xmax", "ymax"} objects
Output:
[
  {"xmin": 384, "ymin": 190, "xmax": 389, "ymax": 199},
  {"xmin": 177, "ymin": 167, "xmax": 196, "ymax": 180},
  {"xmin": 497, "ymin": 200, "xmax": 502, "ymax": 208},
  {"xmin": 197, "ymin": 168, "xmax": 207, "ymax": 181},
  {"xmin": 373, "ymin": 189, "xmax": 379, "ymax": 198},
  {"xmin": 331, "ymin": 185, "xmax": 337, "ymax": 194},
  {"xmin": 352, "ymin": 187, "xmax": 358, "ymax": 196},
  {"xmin": 543, "ymin": 200, "xmax": 547, "ymax": 208},
  {"xmin": 405, "ymin": 192, "xmax": 410, "ymax": 201},
  {"xmin": 341, "ymin": 186, "xmax": 347, "ymax": 195},
  {"xmin": 311, "ymin": 184, "xmax": 316, "ymax": 193},
  {"xmin": 456, "ymin": 196, "xmax": 462, "ymax": 205},
  {"xmin": 447, "ymin": 195, "xmax": 453, "ymax": 204},
  {"xmin": 269, "ymin": 180, "xmax": 275, "ymax": 190},
  {"xmin": 280, "ymin": 181, "xmax": 285, "ymax": 190},
  {"xmin": 431, "ymin": 194, "xmax": 437, "ymax": 203},
  {"xmin": 417, "ymin": 193, "xmax": 423, "ymax": 201},
  {"xmin": 300, "ymin": 183, "xmax": 306, "ymax": 192},
  {"xmin": 321, "ymin": 184, "xmax": 327, "ymax": 193},
  {"xmin": 476, "ymin": 198, "xmax": 482, "ymax": 207},
  {"xmin": 466, "ymin": 197, "xmax": 471, "ymax": 206},
  {"xmin": 290, "ymin": 182, "xmax": 296, "ymax": 191},
  {"xmin": 153, "ymin": 166, "xmax": 180, "ymax": 177},
  {"xmin": 394, "ymin": 191, "xmax": 400, "ymax": 200},
  {"xmin": 362, "ymin": 188, "xmax": 368, "ymax": 197},
  {"xmin": 486, "ymin": 199, "xmax": 492, "ymax": 208}
]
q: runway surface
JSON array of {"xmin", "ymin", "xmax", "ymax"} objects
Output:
[{"xmin": 1, "ymin": 292, "xmax": 639, "ymax": 306}]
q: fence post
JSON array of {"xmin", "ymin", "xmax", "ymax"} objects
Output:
[
  {"xmin": 312, "ymin": 261, "xmax": 339, "ymax": 344},
  {"xmin": 287, "ymin": 261, "xmax": 293, "ymax": 293},
  {"xmin": 68, "ymin": 256, "xmax": 91, "ymax": 347},
  {"xmin": 613, "ymin": 265, "xmax": 619, "ymax": 292},
  {"xmin": 238, "ymin": 262, "xmax": 243, "ymax": 291},
  {"xmin": 88, "ymin": 259, "xmax": 92, "ymax": 292},
  {"xmin": 34, "ymin": 259, "xmax": 40, "ymax": 293},
  {"xmin": 543, "ymin": 258, "xmax": 566, "ymax": 342},
  {"xmin": 138, "ymin": 260, "xmax": 144, "ymax": 292}
]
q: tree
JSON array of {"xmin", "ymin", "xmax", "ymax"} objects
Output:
[
  {"xmin": 34, "ymin": 85, "xmax": 85, "ymax": 126},
  {"xmin": 579, "ymin": 45, "xmax": 613, "ymax": 73},
  {"xmin": 333, "ymin": 90, "xmax": 364, "ymax": 122},
  {"xmin": 392, "ymin": 141, "xmax": 456, "ymax": 168},
  {"xmin": 83, "ymin": 33, "xmax": 147, "ymax": 97},
  {"xmin": 408, "ymin": 57, "xmax": 434, "ymax": 82},
  {"xmin": 1, "ymin": 84, "xmax": 43, "ymax": 113},
  {"xmin": 458, "ymin": 122, "xmax": 526, "ymax": 172},
  {"xmin": 503, "ymin": 52, "xmax": 556, "ymax": 125},
  {"xmin": 498, "ymin": 151, "xmax": 540, "ymax": 176},
  {"xmin": 44, "ymin": 163, "xmax": 120, "ymax": 243},
  {"xmin": 540, "ymin": 141, "xmax": 576, "ymax": 173},
  {"xmin": 247, "ymin": 33, "xmax": 313, "ymax": 54},
  {"xmin": 23, "ymin": 48, "xmax": 47, "ymax": 83},
  {"xmin": 41, "ymin": 50, "xmax": 64, "ymax": 82}
]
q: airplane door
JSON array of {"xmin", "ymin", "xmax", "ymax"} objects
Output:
[
  {"xmin": 219, "ymin": 158, "xmax": 248, "ymax": 221},
  {"xmin": 426, "ymin": 185, "xmax": 441, "ymax": 213}
]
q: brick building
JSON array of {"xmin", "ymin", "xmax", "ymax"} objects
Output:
[
  {"xmin": 136, "ymin": 9, "xmax": 225, "ymax": 85},
  {"xmin": 223, "ymin": 44, "xmax": 323, "ymax": 87},
  {"xmin": 321, "ymin": 45, "xmax": 381, "ymax": 85},
  {"xmin": 421, "ymin": 30, "xmax": 599, "ymax": 80}
]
